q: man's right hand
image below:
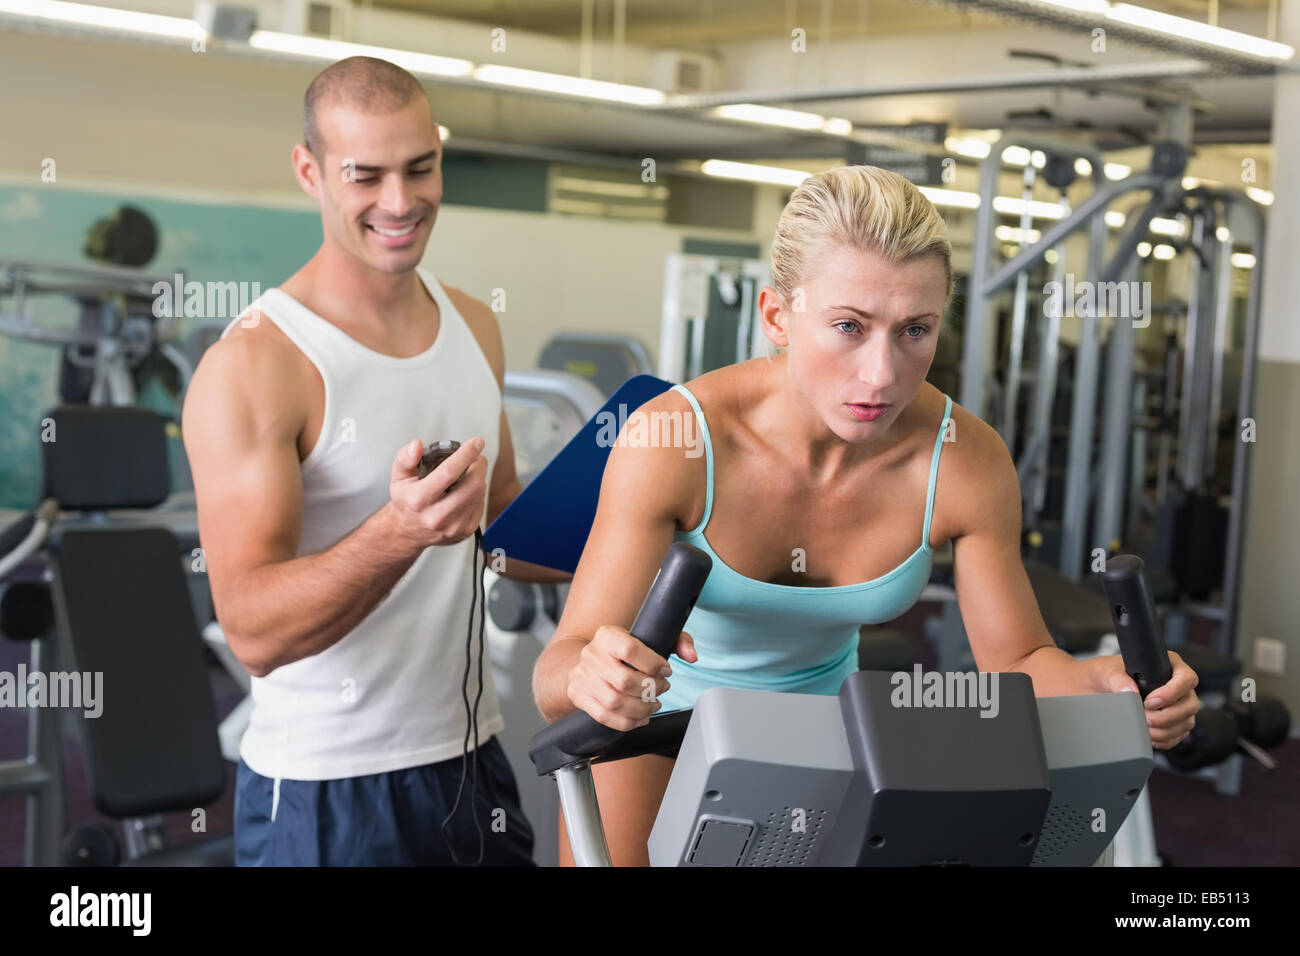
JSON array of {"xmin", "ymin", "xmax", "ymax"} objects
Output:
[
  {"xmin": 566, "ymin": 625, "xmax": 697, "ymax": 731},
  {"xmin": 387, "ymin": 437, "xmax": 489, "ymax": 550}
]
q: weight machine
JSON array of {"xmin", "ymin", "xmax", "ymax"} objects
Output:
[
  {"xmin": 0, "ymin": 258, "xmax": 208, "ymax": 407},
  {"xmin": 941, "ymin": 104, "xmax": 1283, "ymax": 861},
  {"xmin": 957, "ymin": 107, "xmax": 1264, "ymax": 660},
  {"xmin": 659, "ymin": 252, "xmax": 771, "ymax": 383}
]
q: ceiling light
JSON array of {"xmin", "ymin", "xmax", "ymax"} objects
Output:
[
  {"xmin": 946, "ymin": 137, "xmax": 992, "ymax": 159},
  {"xmin": 0, "ymin": 0, "xmax": 203, "ymax": 39},
  {"xmin": 1003, "ymin": 146, "xmax": 1032, "ymax": 166},
  {"xmin": 917, "ymin": 187, "xmax": 982, "ymax": 209},
  {"xmin": 1106, "ymin": 3, "xmax": 1294, "ymax": 59},
  {"xmin": 473, "ymin": 64, "xmax": 664, "ymax": 105},
  {"xmin": 995, "ymin": 225, "xmax": 1042, "ymax": 243},
  {"xmin": 992, "ymin": 196, "xmax": 1066, "ymax": 219},
  {"xmin": 712, "ymin": 104, "xmax": 827, "ymax": 130},
  {"xmin": 700, "ymin": 160, "xmax": 811, "ymax": 187}
]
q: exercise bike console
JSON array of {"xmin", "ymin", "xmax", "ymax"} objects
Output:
[{"xmin": 532, "ymin": 544, "xmax": 1158, "ymax": 867}]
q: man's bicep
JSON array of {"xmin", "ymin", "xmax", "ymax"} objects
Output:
[{"xmin": 183, "ymin": 344, "xmax": 304, "ymax": 600}]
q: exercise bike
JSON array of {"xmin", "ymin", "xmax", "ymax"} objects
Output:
[{"xmin": 530, "ymin": 543, "xmax": 1168, "ymax": 867}]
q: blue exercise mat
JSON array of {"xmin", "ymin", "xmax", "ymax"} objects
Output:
[{"xmin": 483, "ymin": 374, "xmax": 675, "ymax": 572}]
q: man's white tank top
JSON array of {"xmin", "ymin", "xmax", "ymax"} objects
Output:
[{"xmin": 221, "ymin": 267, "xmax": 504, "ymax": 781}]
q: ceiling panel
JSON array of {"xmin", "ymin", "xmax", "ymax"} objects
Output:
[{"xmin": 366, "ymin": 0, "xmax": 1275, "ymax": 47}]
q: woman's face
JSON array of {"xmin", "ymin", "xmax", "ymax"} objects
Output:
[{"xmin": 761, "ymin": 243, "xmax": 948, "ymax": 443}]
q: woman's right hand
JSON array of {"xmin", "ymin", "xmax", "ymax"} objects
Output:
[{"xmin": 566, "ymin": 626, "xmax": 697, "ymax": 731}]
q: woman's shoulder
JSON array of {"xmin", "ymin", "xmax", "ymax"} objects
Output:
[
  {"xmin": 912, "ymin": 383, "xmax": 1018, "ymax": 543},
  {"xmin": 627, "ymin": 363, "xmax": 744, "ymax": 430},
  {"xmin": 597, "ymin": 404, "xmax": 706, "ymax": 535},
  {"xmin": 609, "ymin": 366, "xmax": 757, "ymax": 532},
  {"xmin": 920, "ymin": 384, "xmax": 1004, "ymax": 465},
  {"xmin": 662, "ymin": 360, "xmax": 766, "ymax": 429}
]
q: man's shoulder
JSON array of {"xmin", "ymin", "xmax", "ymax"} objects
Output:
[
  {"xmin": 436, "ymin": 279, "xmax": 504, "ymax": 384},
  {"xmin": 438, "ymin": 280, "xmax": 493, "ymax": 323},
  {"xmin": 186, "ymin": 305, "xmax": 315, "ymax": 429},
  {"xmin": 209, "ymin": 303, "xmax": 309, "ymax": 375}
]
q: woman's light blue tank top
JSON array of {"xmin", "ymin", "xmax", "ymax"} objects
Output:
[{"xmin": 658, "ymin": 384, "xmax": 953, "ymax": 713}]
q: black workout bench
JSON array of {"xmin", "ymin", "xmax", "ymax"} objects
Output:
[{"xmin": 0, "ymin": 405, "xmax": 232, "ymax": 865}]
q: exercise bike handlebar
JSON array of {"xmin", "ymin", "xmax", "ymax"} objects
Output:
[
  {"xmin": 1099, "ymin": 554, "xmax": 1174, "ymax": 699},
  {"xmin": 529, "ymin": 542, "xmax": 712, "ymax": 776}
]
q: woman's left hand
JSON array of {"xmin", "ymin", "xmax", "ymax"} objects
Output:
[{"xmin": 1093, "ymin": 652, "xmax": 1201, "ymax": 750}]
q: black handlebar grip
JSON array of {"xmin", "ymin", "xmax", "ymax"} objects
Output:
[
  {"xmin": 529, "ymin": 543, "xmax": 712, "ymax": 769},
  {"xmin": 1099, "ymin": 554, "xmax": 1173, "ymax": 698},
  {"xmin": 624, "ymin": 543, "xmax": 712, "ymax": 658}
]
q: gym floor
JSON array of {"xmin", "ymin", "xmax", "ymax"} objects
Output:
[{"xmin": 4, "ymin": 620, "xmax": 1295, "ymax": 867}]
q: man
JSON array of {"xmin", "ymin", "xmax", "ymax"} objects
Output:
[{"xmin": 183, "ymin": 56, "xmax": 568, "ymax": 866}]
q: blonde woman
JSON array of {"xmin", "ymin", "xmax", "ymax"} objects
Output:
[{"xmin": 532, "ymin": 165, "xmax": 1199, "ymax": 867}]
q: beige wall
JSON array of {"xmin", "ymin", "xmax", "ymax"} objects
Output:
[
  {"xmin": 1237, "ymin": 360, "xmax": 1300, "ymax": 709},
  {"xmin": 1237, "ymin": 0, "xmax": 1300, "ymax": 722},
  {"xmin": 0, "ymin": 27, "xmax": 769, "ymax": 371},
  {"xmin": 424, "ymin": 204, "xmax": 758, "ymax": 370}
]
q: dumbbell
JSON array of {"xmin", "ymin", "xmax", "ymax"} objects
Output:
[
  {"xmin": 1162, "ymin": 706, "xmax": 1237, "ymax": 771},
  {"xmin": 1158, "ymin": 697, "xmax": 1291, "ymax": 772},
  {"xmin": 1227, "ymin": 696, "xmax": 1292, "ymax": 769},
  {"xmin": 0, "ymin": 581, "xmax": 53, "ymax": 642},
  {"xmin": 62, "ymin": 822, "xmax": 122, "ymax": 867},
  {"xmin": 1229, "ymin": 696, "xmax": 1291, "ymax": 749},
  {"xmin": 487, "ymin": 577, "xmax": 559, "ymax": 632}
]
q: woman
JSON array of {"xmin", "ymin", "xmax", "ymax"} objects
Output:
[{"xmin": 532, "ymin": 165, "xmax": 1199, "ymax": 867}]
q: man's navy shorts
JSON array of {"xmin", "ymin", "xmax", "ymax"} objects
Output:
[{"xmin": 234, "ymin": 736, "xmax": 536, "ymax": 866}]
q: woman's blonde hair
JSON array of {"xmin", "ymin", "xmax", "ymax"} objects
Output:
[{"xmin": 766, "ymin": 165, "xmax": 953, "ymax": 344}]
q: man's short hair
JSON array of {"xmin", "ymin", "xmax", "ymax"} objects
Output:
[{"xmin": 302, "ymin": 56, "xmax": 429, "ymax": 159}]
